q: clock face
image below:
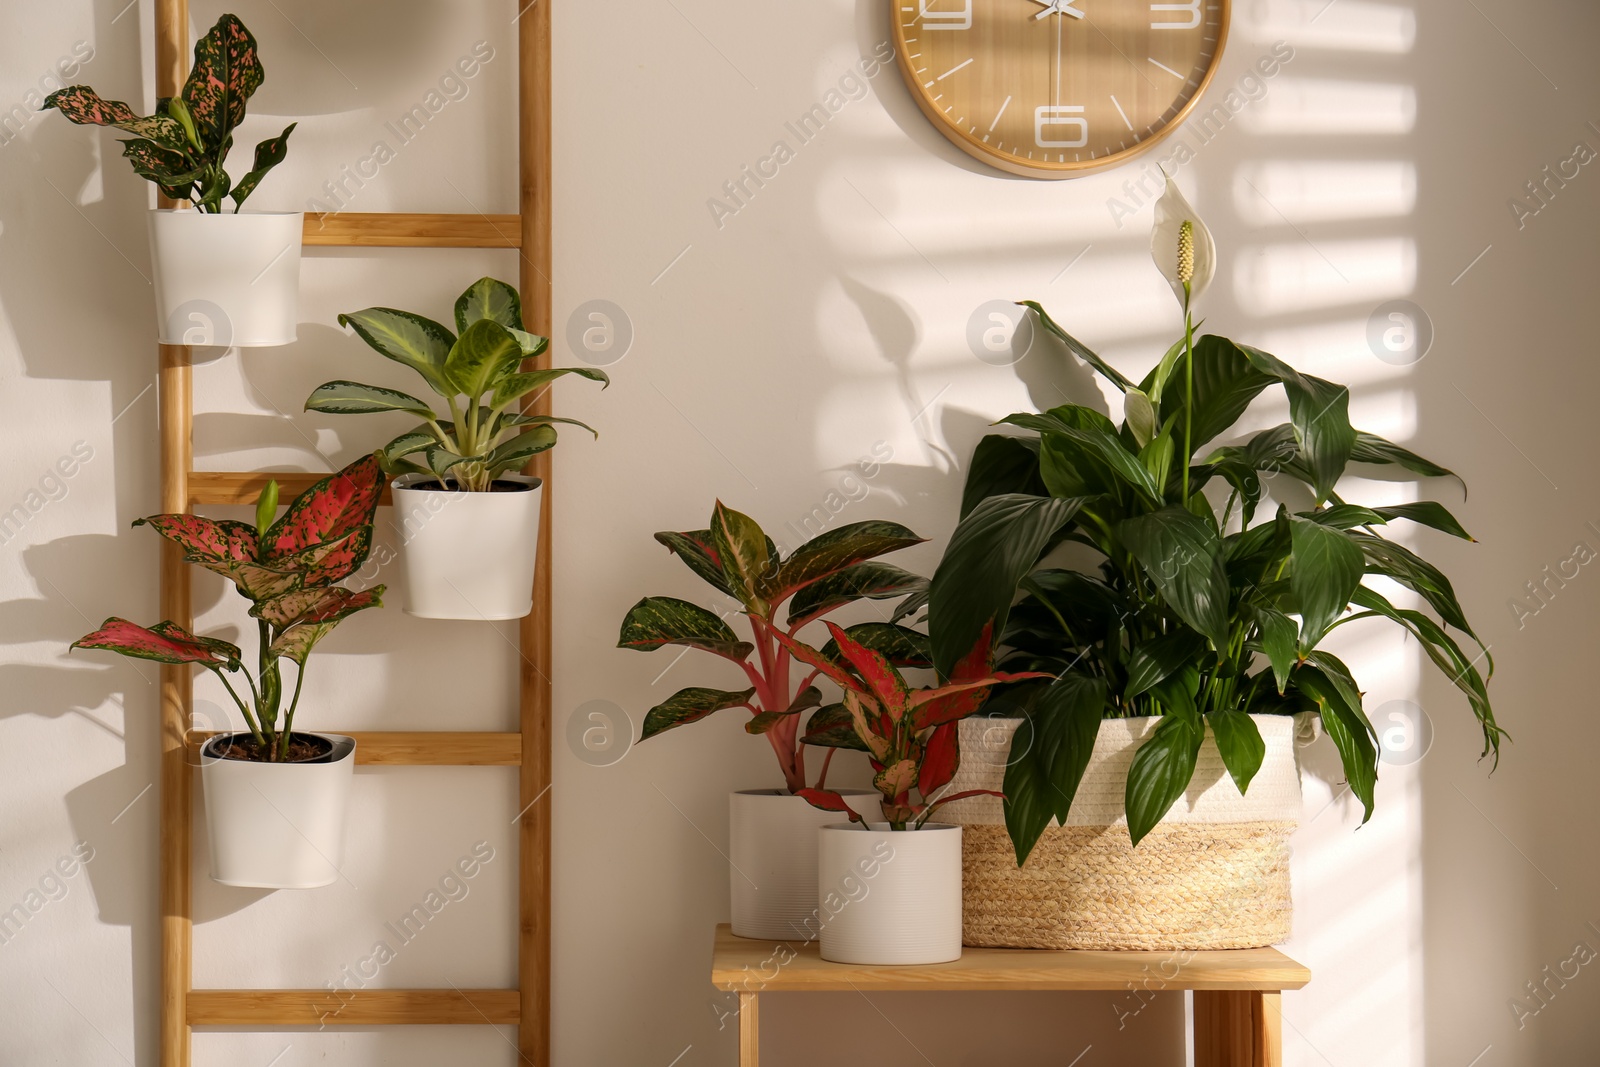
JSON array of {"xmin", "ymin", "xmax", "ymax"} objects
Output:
[{"xmin": 891, "ymin": 0, "xmax": 1229, "ymax": 177}]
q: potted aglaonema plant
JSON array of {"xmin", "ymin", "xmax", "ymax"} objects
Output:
[
  {"xmin": 306, "ymin": 277, "xmax": 605, "ymax": 620},
  {"xmin": 925, "ymin": 177, "xmax": 1501, "ymax": 950},
  {"xmin": 777, "ymin": 623, "xmax": 1045, "ymax": 965},
  {"xmin": 619, "ymin": 501, "xmax": 929, "ymax": 939},
  {"xmin": 73, "ymin": 455, "xmax": 386, "ymax": 889},
  {"xmin": 44, "ymin": 14, "xmax": 301, "ymax": 347}
]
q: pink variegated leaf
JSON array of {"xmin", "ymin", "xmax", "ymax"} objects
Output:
[
  {"xmin": 768, "ymin": 627, "xmax": 861, "ymax": 694},
  {"xmin": 181, "ymin": 14, "xmax": 263, "ymax": 140},
  {"xmin": 260, "ymin": 454, "xmax": 385, "ymax": 581},
  {"xmin": 73, "ymin": 617, "xmax": 241, "ymax": 671},
  {"xmin": 918, "ymin": 722, "xmax": 960, "ymax": 798},
  {"xmin": 910, "ymin": 671, "xmax": 1050, "ymax": 731},
  {"xmin": 874, "ymin": 758, "xmax": 918, "ymax": 803},
  {"xmin": 267, "ymin": 586, "xmax": 385, "ymax": 665},
  {"xmin": 42, "ymin": 85, "xmax": 137, "ymax": 126},
  {"xmin": 133, "ymin": 514, "xmax": 258, "ymax": 565},
  {"xmin": 823, "ymin": 621, "xmax": 910, "ymax": 720},
  {"xmin": 253, "ymin": 586, "xmax": 384, "ymax": 630},
  {"xmin": 796, "ymin": 788, "xmax": 864, "ymax": 824}
]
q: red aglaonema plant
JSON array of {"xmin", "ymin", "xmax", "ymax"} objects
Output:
[
  {"xmin": 72, "ymin": 454, "xmax": 387, "ymax": 762},
  {"xmin": 619, "ymin": 501, "xmax": 930, "ymax": 793},
  {"xmin": 775, "ymin": 623, "xmax": 1050, "ymax": 830}
]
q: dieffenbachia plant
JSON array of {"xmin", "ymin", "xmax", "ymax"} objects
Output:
[
  {"xmin": 72, "ymin": 455, "xmax": 387, "ymax": 762},
  {"xmin": 778, "ymin": 623, "xmax": 1048, "ymax": 830},
  {"xmin": 929, "ymin": 177, "xmax": 1503, "ymax": 860},
  {"xmin": 43, "ymin": 14, "xmax": 294, "ymax": 212},
  {"xmin": 619, "ymin": 502, "xmax": 930, "ymax": 794},
  {"xmin": 306, "ymin": 277, "xmax": 606, "ymax": 493}
]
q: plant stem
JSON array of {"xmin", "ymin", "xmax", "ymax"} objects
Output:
[
  {"xmin": 215, "ymin": 670, "xmax": 266, "ymax": 748},
  {"xmin": 277, "ymin": 663, "xmax": 307, "ymax": 763},
  {"xmin": 1180, "ymin": 283, "xmax": 1195, "ymax": 504},
  {"xmin": 815, "ymin": 745, "xmax": 836, "ymax": 791}
]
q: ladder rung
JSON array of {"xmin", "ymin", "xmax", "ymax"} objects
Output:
[
  {"xmin": 187, "ymin": 988, "xmax": 521, "ymax": 1026},
  {"xmin": 188, "ymin": 732, "xmax": 522, "ymax": 766},
  {"xmin": 190, "ymin": 472, "xmax": 392, "ymax": 507},
  {"xmin": 304, "ymin": 212, "xmax": 521, "ymax": 248}
]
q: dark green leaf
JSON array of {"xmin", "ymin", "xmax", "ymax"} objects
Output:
[
  {"xmin": 774, "ymin": 520, "xmax": 925, "ymax": 602},
  {"xmin": 654, "ymin": 529, "xmax": 734, "ymax": 598},
  {"xmin": 1350, "ymin": 431, "xmax": 1459, "ymax": 484},
  {"xmin": 962, "ymin": 434, "xmax": 1045, "ymax": 518},
  {"xmin": 1018, "ymin": 301, "xmax": 1133, "ymax": 391},
  {"xmin": 1349, "ymin": 531, "xmax": 1478, "ymax": 637},
  {"xmin": 229, "ymin": 121, "xmax": 294, "ymax": 208},
  {"xmin": 929, "ymin": 493, "xmax": 1085, "ymax": 678},
  {"xmin": 786, "ymin": 563, "xmax": 927, "ymax": 628},
  {"xmin": 1125, "ymin": 714, "xmax": 1203, "ymax": 846},
  {"xmin": 800, "ymin": 702, "xmax": 869, "ymax": 751},
  {"xmin": 640, "ymin": 686, "xmax": 755, "ymax": 740},
  {"xmin": 1295, "ymin": 664, "xmax": 1377, "ymax": 821},
  {"xmin": 1209, "ymin": 709, "xmax": 1266, "ymax": 794},
  {"xmin": 1288, "ymin": 516, "xmax": 1365, "ymax": 649},
  {"xmin": 1252, "ymin": 604, "xmax": 1298, "ymax": 693},
  {"xmin": 617, "ymin": 596, "xmax": 753, "ymax": 661},
  {"xmin": 1118, "ymin": 507, "xmax": 1231, "ymax": 650},
  {"xmin": 1003, "ymin": 675, "xmax": 1107, "ymax": 864},
  {"xmin": 1124, "ymin": 628, "xmax": 1206, "ymax": 700}
]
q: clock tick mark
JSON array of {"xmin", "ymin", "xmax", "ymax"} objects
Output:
[{"xmin": 936, "ymin": 58, "xmax": 974, "ymax": 81}]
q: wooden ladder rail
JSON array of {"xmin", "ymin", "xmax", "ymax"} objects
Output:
[{"xmin": 155, "ymin": 2, "xmax": 555, "ymax": 1064}]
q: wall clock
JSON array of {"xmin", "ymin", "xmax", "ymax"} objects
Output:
[{"xmin": 891, "ymin": 0, "xmax": 1229, "ymax": 178}]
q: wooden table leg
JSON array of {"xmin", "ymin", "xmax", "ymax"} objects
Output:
[
  {"xmin": 1194, "ymin": 990, "xmax": 1282, "ymax": 1067},
  {"xmin": 739, "ymin": 992, "xmax": 759, "ymax": 1067}
]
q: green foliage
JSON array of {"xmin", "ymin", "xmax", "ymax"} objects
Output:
[
  {"xmin": 43, "ymin": 16, "xmax": 293, "ymax": 212},
  {"xmin": 307, "ymin": 278, "xmax": 607, "ymax": 492},
  {"xmin": 931, "ymin": 303, "xmax": 1502, "ymax": 860}
]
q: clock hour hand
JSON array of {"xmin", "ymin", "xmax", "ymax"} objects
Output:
[{"xmin": 1033, "ymin": 0, "xmax": 1086, "ymax": 19}]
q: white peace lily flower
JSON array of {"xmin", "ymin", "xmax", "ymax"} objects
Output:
[{"xmin": 1150, "ymin": 175, "xmax": 1216, "ymax": 309}]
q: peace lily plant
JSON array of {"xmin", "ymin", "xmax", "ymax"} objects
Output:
[{"xmin": 930, "ymin": 176, "xmax": 1502, "ymax": 862}]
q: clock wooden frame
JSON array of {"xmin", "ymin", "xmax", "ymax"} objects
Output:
[{"xmin": 890, "ymin": 0, "xmax": 1232, "ymax": 178}]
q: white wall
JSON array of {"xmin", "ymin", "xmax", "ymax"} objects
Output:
[{"xmin": 1, "ymin": 0, "xmax": 1597, "ymax": 1064}]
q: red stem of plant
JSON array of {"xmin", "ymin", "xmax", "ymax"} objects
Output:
[{"xmin": 815, "ymin": 746, "xmax": 835, "ymax": 791}]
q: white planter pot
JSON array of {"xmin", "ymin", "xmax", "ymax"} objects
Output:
[
  {"xmin": 817, "ymin": 822, "xmax": 962, "ymax": 965},
  {"xmin": 729, "ymin": 789, "xmax": 877, "ymax": 941},
  {"xmin": 148, "ymin": 209, "xmax": 303, "ymax": 347},
  {"xmin": 934, "ymin": 714, "xmax": 1311, "ymax": 950},
  {"xmin": 391, "ymin": 473, "xmax": 543, "ymax": 620},
  {"xmin": 200, "ymin": 733, "xmax": 356, "ymax": 889}
]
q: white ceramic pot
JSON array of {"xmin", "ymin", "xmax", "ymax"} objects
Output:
[
  {"xmin": 200, "ymin": 732, "xmax": 356, "ymax": 889},
  {"xmin": 729, "ymin": 789, "xmax": 877, "ymax": 941},
  {"xmin": 817, "ymin": 822, "xmax": 962, "ymax": 965},
  {"xmin": 391, "ymin": 473, "xmax": 543, "ymax": 620},
  {"xmin": 147, "ymin": 209, "xmax": 303, "ymax": 347}
]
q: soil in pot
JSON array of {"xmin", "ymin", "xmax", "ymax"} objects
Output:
[{"xmin": 207, "ymin": 733, "xmax": 335, "ymax": 764}]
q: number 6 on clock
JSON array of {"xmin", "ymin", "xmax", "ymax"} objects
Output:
[{"xmin": 1035, "ymin": 105, "xmax": 1088, "ymax": 149}]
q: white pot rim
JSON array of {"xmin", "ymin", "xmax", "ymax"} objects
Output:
[
  {"xmin": 200, "ymin": 731, "xmax": 355, "ymax": 766},
  {"xmin": 732, "ymin": 787, "xmax": 876, "ymax": 798},
  {"xmin": 392, "ymin": 472, "xmax": 544, "ymax": 494},
  {"xmin": 148, "ymin": 207, "xmax": 305, "ymax": 218},
  {"xmin": 821, "ymin": 821, "xmax": 960, "ymax": 833}
]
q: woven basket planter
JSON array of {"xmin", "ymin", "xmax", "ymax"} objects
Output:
[{"xmin": 933, "ymin": 714, "xmax": 1307, "ymax": 951}]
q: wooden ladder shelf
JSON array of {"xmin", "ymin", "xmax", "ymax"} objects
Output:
[{"xmin": 153, "ymin": 3, "xmax": 554, "ymax": 1064}]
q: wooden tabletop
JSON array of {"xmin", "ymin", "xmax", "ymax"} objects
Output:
[{"xmin": 709, "ymin": 924, "xmax": 1311, "ymax": 993}]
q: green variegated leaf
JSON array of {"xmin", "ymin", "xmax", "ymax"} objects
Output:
[
  {"xmin": 772, "ymin": 520, "xmax": 926, "ymax": 602},
  {"xmin": 445, "ymin": 319, "xmax": 523, "ymax": 400},
  {"xmin": 745, "ymin": 709, "xmax": 796, "ymax": 735},
  {"xmin": 799, "ymin": 702, "xmax": 869, "ymax": 750},
  {"xmin": 640, "ymin": 687, "xmax": 755, "ymax": 740},
  {"xmin": 654, "ymin": 529, "xmax": 734, "ymax": 597},
  {"xmin": 305, "ymin": 380, "xmax": 438, "ymax": 419},
  {"xmin": 181, "ymin": 13, "xmax": 262, "ymax": 142},
  {"xmin": 42, "ymin": 85, "xmax": 137, "ymax": 126},
  {"xmin": 455, "ymin": 277, "xmax": 523, "ymax": 333},
  {"xmin": 338, "ymin": 307, "xmax": 456, "ymax": 396},
  {"xmin": 492, "ymin": 412, "xmax": 598, "ymax": 439},
  {"xmin": 508, "ymin": 328, "xmax": 550, "ymax": 358},
  {"xmin": 229, "ymin": 122, "xmax": 295, "ymax": 208},
  {"xmin": 710, "ymin": 501, "xmax": 772, "ymax": 614},
  {"xmin": 785, "ymin": 562, "xmax": 928, "ymax": 629},
  {"xmin": 489, "ymin": 367, "xmax": 610, "ymax": 410},
  {"xmin": 617, "ymin": 596, "xmax": 753, "ymax": 661},
  {"xmin": 486, "ymin": 425, "xmax": 557, "ymax": 476}
]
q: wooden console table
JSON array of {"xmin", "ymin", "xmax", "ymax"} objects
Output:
[{"xmin": 709, "ymin": 924, "xmax": 1310, "ymax": 1066}]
